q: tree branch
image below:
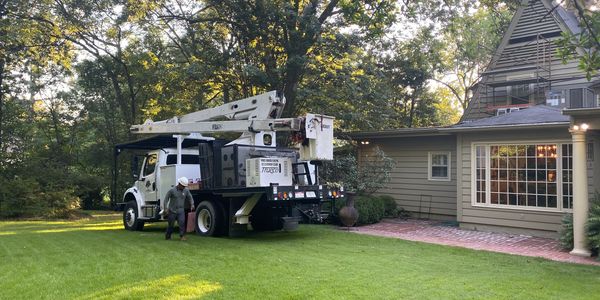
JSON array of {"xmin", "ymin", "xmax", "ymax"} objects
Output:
[{"xmin": 572, "ymin": 0, "xmax": 600, "ymax": 49}]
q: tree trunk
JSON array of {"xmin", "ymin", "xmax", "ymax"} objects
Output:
[
  {"xmin": 0, "ymin": 59, "xmax": 5, "ymax": 168},
  {"xmin": 0, "ymin": 0, "xmax": 7, "ymax": 168},
  {"xmin": 408, "ymin": 96, "xmax": 416, "ymax": 128}
]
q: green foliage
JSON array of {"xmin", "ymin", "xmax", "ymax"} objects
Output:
[
  {"xmin": 334, "ymin": 194, "xmax": 385, "ymax": 225},
  {"xmin": 0, "ymin": 0, "xmax": 511, "ymax": 218},
  {"xmin": 354, "ymin": 195, "xmax": 386, "ymax": 225},
  {"xmin": 322, "ymin": 146, "xmax": 395, "ymax": 195},
  {"xmin": 435, "ymin": 6, "xmax": 513, "ymax": 111},
  {"xmin": 379, "ymin": 194, "xmax": 402, "ymax": 218},
  {"xmin": 0, "ymin": 175, "xmax": 80, "ymax": 219},
  {"xmin": 333, "ymin": 194, "xmax": 407, "ymax": 226},
  {"xmin": 556, "ymin": 1, "xmax": 600, "ymax": 81},
  {"xmin": 559, "ymin": 193, "xmax": 600, "ymax": 255},
  {"xmin": 587, "ymin": 193, "xmax": 600, "ymax": 253},
  {"xmin": 559, "ymin": 213, "xmax": 574, "ymax": 250}
]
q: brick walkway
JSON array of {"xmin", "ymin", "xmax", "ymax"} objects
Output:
[{"xmin": 348, "ymin": 218, "xmax": 599, "ymax": 266}]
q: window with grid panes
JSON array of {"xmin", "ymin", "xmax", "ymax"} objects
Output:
[
  {"xmin": 429, "ymin": 152, "xmax": 450, "ymax": 180},
  {"xmin": 474, "ymin": 143, "xmax": 573, "ymax": 210},
  {"xmin": 562, "ymin": 144, "xmax": 573, "ymax": 209}
]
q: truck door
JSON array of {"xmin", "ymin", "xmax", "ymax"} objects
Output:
[{"xmin": 137, "ymin": 153, "xmax": 158, "ymax": 203}]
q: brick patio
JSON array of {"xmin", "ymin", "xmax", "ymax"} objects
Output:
[{"xmin": 347, "ymin": 218, "xmax": 599, "ymax": 266}]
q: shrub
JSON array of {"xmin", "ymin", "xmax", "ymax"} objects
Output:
[
  {"xmin": 334, "ymin": 194, "xmax": 385, "ymax": 226},
  {"xmin": 322, "ymin": 146, "xmax": 395, "ymax": 195},
  {"xmin": 355, "ymin": 195, "xmax": 386, "ymax": 225},
  {"xmin": 0, "ymin": 175, "xmax": 80, "ymax": 219},
  {"xmin": 559, "ymin": 193, "xmax": 600, "ymax": 255},
  {"xmin": 587, "ymin": 194, "xmax": 600, "ymax": 254},
  {"xmin": 378, "ymin": 195, "xmax": 399, "ymax": 217},
  {"xmin": 559, "ymin": 214, "xmax": 574, "ymax": 250}
]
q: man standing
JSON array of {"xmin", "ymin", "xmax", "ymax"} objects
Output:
[{"xmin": 164, "ymin": 177, "xmax": 195, "ymax": 241}]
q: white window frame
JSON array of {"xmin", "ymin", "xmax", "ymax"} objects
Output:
[
  {"xmin": 470, "ymin": 140, "xmax": 573, "ymax": 213},
  {"xmin": 428, "ymin": 152, "xmax": 451, "ymax": 181}
]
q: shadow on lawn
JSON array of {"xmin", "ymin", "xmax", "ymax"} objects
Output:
[
  {"xmin": 143, "ymin": 222, "xmax": 315, "ymax": 243},
  {"xmin": 0, "ymin": 212, "xmax": 318, "ymax": 244},
  {"xmin": 76, "ymin": 274, "xmax": 222, "ymax": 300}
]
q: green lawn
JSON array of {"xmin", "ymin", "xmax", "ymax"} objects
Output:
[{"xmin": 1, "ymin": 212, "xmax": 599, "ymax": 299}]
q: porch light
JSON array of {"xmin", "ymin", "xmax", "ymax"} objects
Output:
[{"xmin": 571, "ymin": 123, "xmax": 589, "ymax": 132}]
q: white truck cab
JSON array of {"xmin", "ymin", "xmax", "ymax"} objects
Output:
[{"xmin": 123, "ymin": 147, "xmax": 201, "ymax": 230}]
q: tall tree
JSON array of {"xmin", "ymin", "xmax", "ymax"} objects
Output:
[
  {"xmin": 153, "ymin": 0, "xmax": 397, "ymax": 117},
  {"xmin": 557, "ymin": 0, "xmax": 600, "ymax": 80},
  {"xmin": 434, "ymin": 7, "xmax": 513, "ymax": 111},
  {"xmin": 0, "ymin": 0, "xmax": 71, "ymax": 168}
]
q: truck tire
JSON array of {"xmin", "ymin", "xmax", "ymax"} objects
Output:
[
  {"xmin": 195, "ymin": 201, "xmax": 225, "ymax": 237},
  {"xmin": 123, "ymin": 201, "xmax": 144, "ymax": 231}
]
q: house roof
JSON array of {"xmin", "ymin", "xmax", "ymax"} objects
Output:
[
  {"xmin": 343, "ymin": 106, "xmax": 570, "ymax": 139},
  {"xmin": 554, "ymin": 2, "xmax": 582, "ymax": 35},
  {"xmin": 340, "ymin": 127, "xmax": 451, "ymax": 139},
  {"xmin": 450, "ymin": 106, "xmax": 570, "ymax": 129}
]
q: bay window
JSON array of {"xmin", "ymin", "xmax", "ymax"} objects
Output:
[{"xmin": 473, "ymin": 143, "xmax": 573, "ymax": 211}]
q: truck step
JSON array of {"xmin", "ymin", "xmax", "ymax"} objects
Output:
[{"xmin": 141, "ymin": 205, "xmax": 159, "ymax": 218}]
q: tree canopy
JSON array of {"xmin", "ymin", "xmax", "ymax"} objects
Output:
[{"xmin": 8, "ymin": 0, "xmax": 579, "ymax": 216}]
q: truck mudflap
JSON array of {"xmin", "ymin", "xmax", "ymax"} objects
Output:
[{"xmin": 267, "ymin": 184, "xmax": 344, "ymax": 202}]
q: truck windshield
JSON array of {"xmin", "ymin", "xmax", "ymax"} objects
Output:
[{"xmin": 166, "ymin": 154, "xmax": 200, "ymax": 165}]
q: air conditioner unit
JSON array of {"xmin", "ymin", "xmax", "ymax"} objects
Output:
[
  {"xmin": 546, "ymin": 90, "xmax": 564, "ymax": 106},
  {"xmin": 509, "ymin": 107, "xmax": 521, "ymax": 113},
  {"xmin": 496, "ymin": 108, "xmax": 508, "ymax": 116}
]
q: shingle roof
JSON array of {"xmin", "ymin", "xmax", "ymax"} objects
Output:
[
  {"xmin": 554, "ymin": 2, "xmax": 582, "ymax": 35},
  {"xmin": 452, "ymin": 106, "xmax": 569, "ymax": 128}
]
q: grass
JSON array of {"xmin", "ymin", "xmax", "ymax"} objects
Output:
[{"xmin": 1, "ymin": 212, "xmax": 600, "ymax": 299}]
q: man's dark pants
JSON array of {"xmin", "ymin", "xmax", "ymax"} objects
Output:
[{"xmin": 166, "ymin": 211, "xmax": 186, "ymax": 239}]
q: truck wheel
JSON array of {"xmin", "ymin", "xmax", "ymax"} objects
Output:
[
  {"xmin": 123, "ymin": 201, "xmax": 144, "ymax": 231},
  {"xmin": 195, "ymin": 201, "xmax": 225, "ymax": 237}
]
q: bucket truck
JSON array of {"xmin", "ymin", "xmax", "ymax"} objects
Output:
[{"xmin": 115, "ymin": 91, "xmax": 343, "ymax": 236}]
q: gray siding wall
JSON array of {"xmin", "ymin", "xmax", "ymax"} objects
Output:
[
  {"xmin": 457, "ymin": 128, "xmax": 595, "ymax": 236},
  {"xmin": 361, "ymin": 136, "xmax": 457, "ymax": 220}
]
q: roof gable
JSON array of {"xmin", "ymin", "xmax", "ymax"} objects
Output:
[
  {"xmin": 461, "ymin": 0, "xmax": 584, "ymax": 121},
  {"xmin": 488, "ymin": 0, "xmax": 579, "ymax": 71}
]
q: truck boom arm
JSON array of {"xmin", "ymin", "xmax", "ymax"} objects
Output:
[
  {"xmin": 149, "ymin": 91, "xmax": 285, "ymax": 124},
  {"xmin": 129, "ymin": 91, "xmax": 334, "ymax": 160},
  {"xmin": 130, "ymin": 118, "xmax": 303, "ymax": 135}
]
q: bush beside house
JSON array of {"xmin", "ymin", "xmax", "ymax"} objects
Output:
[
  {"xmin": 324, "ymin": 146, "xmax": 408, "ymax": 226},
  {"xmin": 560, "ymin": 193, "xmax": 600, "ymax": 257}
]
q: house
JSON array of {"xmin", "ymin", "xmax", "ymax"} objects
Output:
[{"xmin": 347, "ymin": 0, "xmax": 600, "ymax": 256}]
